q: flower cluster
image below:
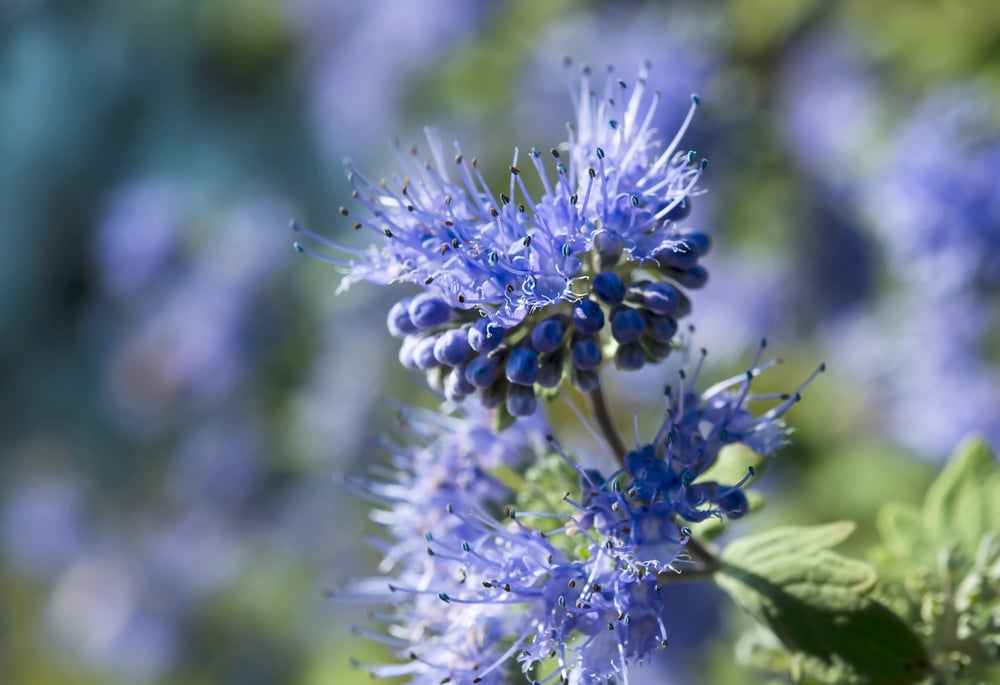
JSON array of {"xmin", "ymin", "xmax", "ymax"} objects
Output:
[
  {"xmin": 309, "ymin": 57, "xmax": 826, "ymax": 685},
  {"xmin": 339, "ymin": 346, "xmax": 822, "ymax": 684},
  {"xmin": 296, "ymin": 61, "xmax": 711, "ymax": 415}
]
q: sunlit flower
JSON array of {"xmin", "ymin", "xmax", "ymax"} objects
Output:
[{"xmin": 296, "ymin": 60, "xmax": 710, "ymax": 414}]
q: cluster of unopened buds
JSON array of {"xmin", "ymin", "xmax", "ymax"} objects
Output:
[{"xmin": 297, "ymin": 59, "xmax": 822, "ymax": 684}]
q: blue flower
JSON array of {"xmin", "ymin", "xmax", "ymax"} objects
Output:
[
  {"xmin": 296, "ymin": 61, "xmax": 711, "ymax": 412},
  {"xmin": 338, "ymin": 344, "xmax": 823, "ymax": 684}
]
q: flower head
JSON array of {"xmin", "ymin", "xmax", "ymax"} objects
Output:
[
  {"xmin": 338, "ymin": 344, "xmax": 823, "ymax": 684},
  {"xmin": 296, "ymin": 60, "xmax": 711, "ymax": 414}
]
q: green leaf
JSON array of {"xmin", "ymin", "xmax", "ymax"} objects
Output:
[
  {"xmin": 717, "ymin": 523, "xmax": 930, "ymax": 684},
  {"xmin": 922, "ymin": 436, "xmax": 1000, "ymax": 560},
  {"xmin": 493, "ymin": 404, "xmax": 516, "ymax": 433},
  {"xmin": 872, "ymin": 502, "xmax": 929, "ymax": 574}
]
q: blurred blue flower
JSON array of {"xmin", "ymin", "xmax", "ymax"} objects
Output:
[
  {"xmin": 866, "ymin": 85, "xmax": 1000, "ymax": 291},
  {"xmin": 777, "ymin": 31, "xmax": 880, "ymax": 190},
  {"xmin": 93, "ymin": 178, "xmax": 184, "ymax": 298},
  {"xmin": 96, "ymin": 189, "xmax": 291, "ymax": 424},
  {"xmin": 830, "ymin": 293, "xmax": 1000, "ymax": 458},
  {"xmin": 286, "ymin": 0, "xmax": 489, "ymax": 157},
  {"xmin": 1, "ymin": 473, "xmax": 92, "ymax": 578}
]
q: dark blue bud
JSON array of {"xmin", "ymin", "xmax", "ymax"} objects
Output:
[
  {"xmin": 654, "ymin": 242, "xmax": 699, "ymax": 270},
  {"xmin": 676, "ymin": 229, "xmax": 711, "ymax": 256},
  {"xmin": 413, "ymin": 336, "xmax": 440, "ymax": 370},
  {"xmin": 479, "ymin": 379, "xmax": 506, "ymax": 409},
  {"xmin": 387, "ymin": 298, "xmax": 418, "ymax": 337},
  {"xmin": 530, "ymin": 316, "xmax": 567, "ymax": 353},
  {"xmin": 506, "ymin": 384, "xmax": 537, "ymax": 417},
  {"xmin": 591, "ymin": 272, "xmax": 626, "ymax": 305},
  {"xmin": 614, "ymin": 342, "xmax": 646, "ymax": 370},
  {"xmin": 444, "ymin": 365, "xmax": 475, "ymax": 402},
  {"xmin": 408, "ymin": 292, "xmax": 451, "ymax": 330},
  {"xmin": 632, "ymin": 282, "xmax": 680, "ymax": 316},
  {"xmin": 397, "ymin": 336, "xmax": 421, "ymax": 371},
  {"xmin": 669, "ymin": 264, "xmax": 709, "ymax": 289},
  {"xmin": 571, "ymin": 335, "xmax": 602, "ymax": 371},
  {"xmin": 468, "ymin": 318, "xmax": 504, "ymax": 353},
  {"xmin": 572, "ymin": 298, "xmax": 605, "ymax": 334},
  {"xmin": 610, "ymin": 306, "xmax": 646, "ymax": 344},
  {"xmin": 433, "ymin": 328, "xmax": 472, "ymax": 366},
  {"xmin": 641, "ymin": 310, "xmax": 678, "ymax": 344},
  {"xmin": 465, "ymin": 353, "xmax": 502, "ymax": 388},
  {"xmin": 662, "ymin": 196, "xmax": 692, "ymax": 222},
  {"xmin": 572, "ymin": 367, "xmax": 600, "ymax": 392},
  {"xmin": 536, "ymin": 350, "xmax": 565, "ymax": 388},
  {"xmin": 506, "ymin": 346, "xmax": 539, "ymax": 386},
  {"xmin": 719, "ymin": 490, "xmax": 749, "ymax": 519}
]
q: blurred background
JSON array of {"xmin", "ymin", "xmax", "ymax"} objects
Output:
[{"xmin": 1, "ymin": 1, "xmax": 999, "ymax": 683}]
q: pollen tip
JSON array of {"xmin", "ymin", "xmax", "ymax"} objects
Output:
[{"xmin": 691, "ymin": 93, "xmax": 701, "ymax": 106}]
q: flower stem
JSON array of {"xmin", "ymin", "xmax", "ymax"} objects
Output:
[{"xmin": 588, "ymin": 382, "xmax": 627, "ymax": 467}]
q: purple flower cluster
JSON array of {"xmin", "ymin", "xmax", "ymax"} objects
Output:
[
  {"xmin": 297, "ymin": 62, "xmax": 711, "ymax": 414},
  {"xmin": 341, "ymin": 347, "xmax": 821, "ymax": 684}
]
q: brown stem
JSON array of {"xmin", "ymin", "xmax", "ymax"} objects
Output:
[{"xmin": 588, "ymin": 381, "xmax": 627, "ymax": 467}]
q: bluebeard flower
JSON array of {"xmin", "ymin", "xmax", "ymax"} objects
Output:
[
  {"xmin": 297, "ymin": 61, "xmax": 710, "ymax": 413},
  {"xmin": 866, "ymin": 84, "xmax": 1000, "ymax": 292},
  {"xmin": 339, "ymin": 344, "xmax": 822, "ymax": 684}
]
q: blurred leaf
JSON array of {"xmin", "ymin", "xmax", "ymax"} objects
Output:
[
  {"xmin": 922, "ymin": 436, "xmax": 1000, "ymax": 560},
  {"xmin": 717, "ymin": 523, "xmax": 930, "ymax": 684},
  {"xmin": 873, "ymin": 501, "xmax": 926, "ymax": 570}
]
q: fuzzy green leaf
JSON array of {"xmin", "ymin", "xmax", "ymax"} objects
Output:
[
  {"xmin": 717, "ymin": 523, "xmax": 930, "ymax": 684},
  {"xmin": 922, "ymin": 436, "xmax": 1000, "ymax": 560}
]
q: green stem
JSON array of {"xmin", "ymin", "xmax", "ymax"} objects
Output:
[{"xmin": 588, "ymin": 381, "xmax": 627, "ymax": 467}]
